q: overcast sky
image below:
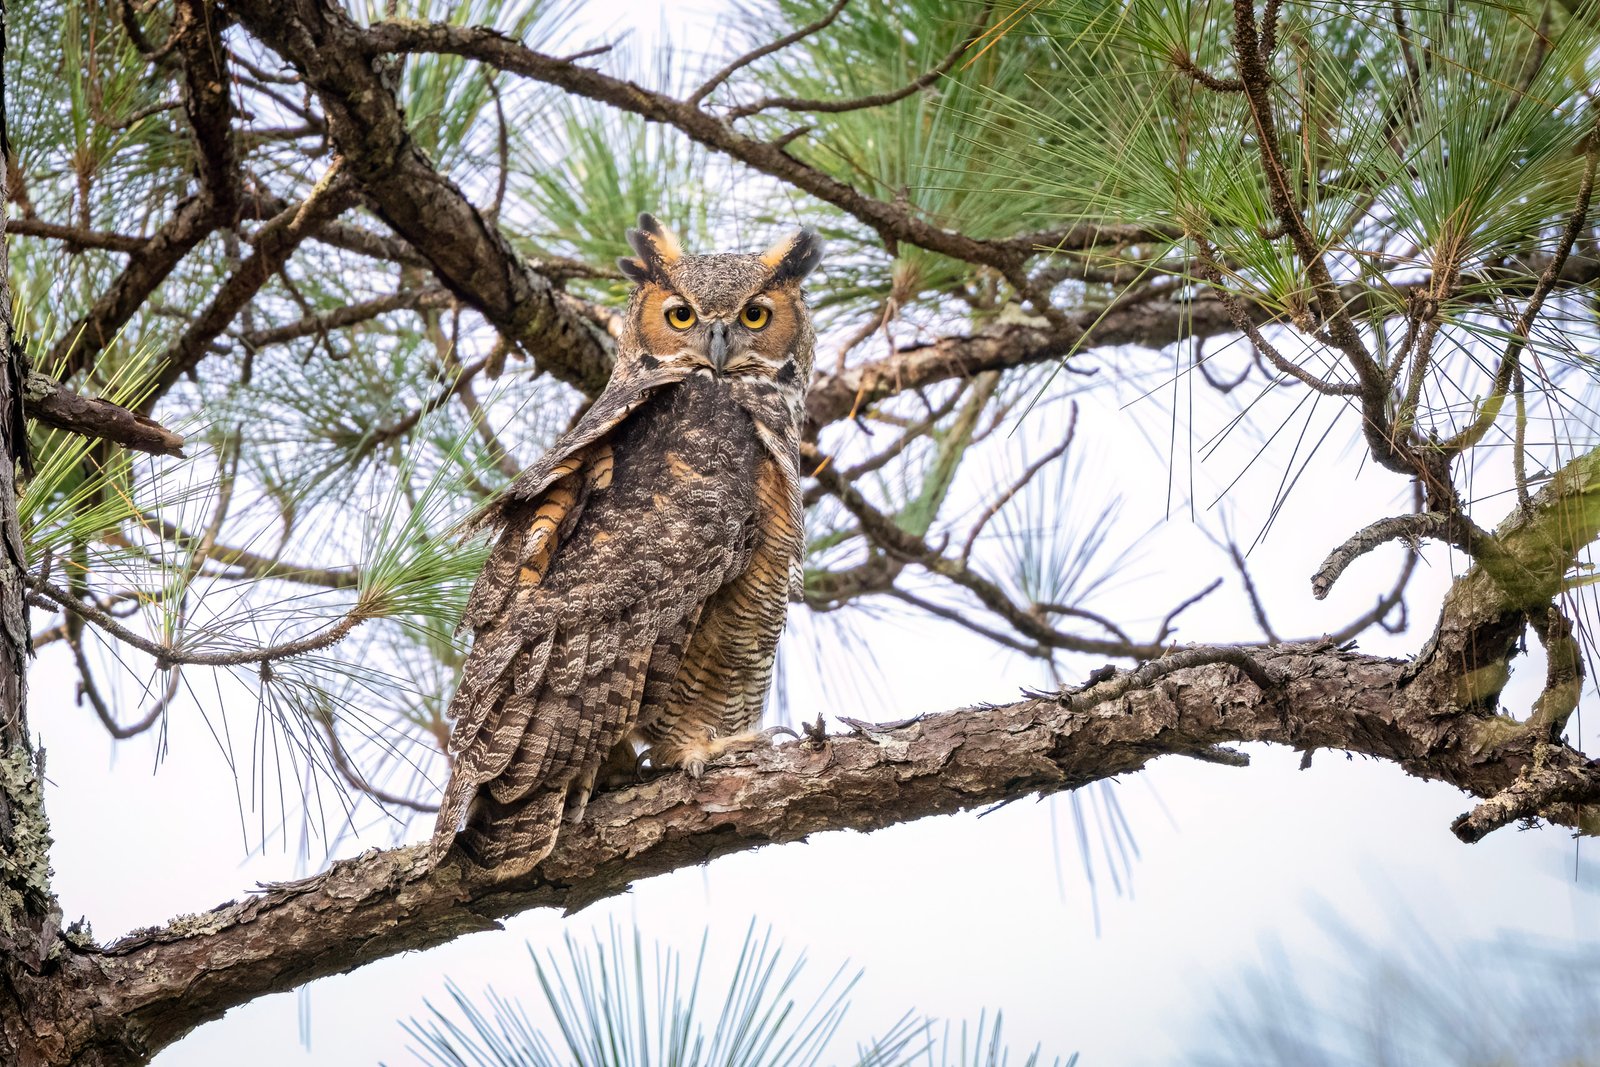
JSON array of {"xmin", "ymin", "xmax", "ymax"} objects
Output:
[{"xmin": 30, "ymin": 1, "xmax": 1600, "ymax": 1064}]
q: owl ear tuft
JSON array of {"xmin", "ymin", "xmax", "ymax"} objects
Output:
[
  {"xmin": 760, "ymin": 227, "xmax": 824, "ymax": 284},
  {"xmin": 621, "ymin": 212, "xmax": 684, "ymax": 284}
]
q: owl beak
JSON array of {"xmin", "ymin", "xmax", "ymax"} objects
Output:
[{"xmin": 707, "ymin": 321, "xmax": 730, "ymax": 374}]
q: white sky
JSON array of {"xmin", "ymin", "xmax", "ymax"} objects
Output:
[{"xmin": 27, "ymin": 1, "xmax": 1600, "ymax": 1064}]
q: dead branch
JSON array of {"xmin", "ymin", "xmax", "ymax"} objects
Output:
[{"xmin": 22, "ymin": 375, "xmax": 186, "ymax": 457}]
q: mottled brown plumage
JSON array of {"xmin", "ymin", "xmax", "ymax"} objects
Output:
[{"xmin": 429, "ymin": 214, "xmax": 820, "ymax": 875}]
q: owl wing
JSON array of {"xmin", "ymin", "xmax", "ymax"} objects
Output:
[
  {"xmin": 460, "ymin": 362, "xmax": 695, "ymax": 539},
  {"xmin": 430, "ymin": 373, "xmax": 757, "ymax": 868}
]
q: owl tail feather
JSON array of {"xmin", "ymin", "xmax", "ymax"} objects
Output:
[{"xmin": 443, "ymin": 787, "xmax": 567, "ymax": 880}]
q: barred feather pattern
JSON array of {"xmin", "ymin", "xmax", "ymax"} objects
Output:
[
  {"xmin": 431, "ymin": 218, "xmax": 819, "ymax": 877},
  {"xmin": 430, "ymin": 375, "xmax": 765, "ymax": 875}
]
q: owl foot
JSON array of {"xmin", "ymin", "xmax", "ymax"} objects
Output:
[{"xmin": 646, "ymin": 725, "xmax": 801, "ymax": 779}]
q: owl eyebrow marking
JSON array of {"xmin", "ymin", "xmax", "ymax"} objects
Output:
[{"xmin": 659, "ymin": 291, "xmax": 699, "ymax": 313}]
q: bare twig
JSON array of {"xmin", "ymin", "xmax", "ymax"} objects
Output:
[
  {"xmin": 1171, "ymin": 51, "xmax": 1243, "ymax": 92},
  {"xmin": 959, "ymin": 401, "xmax": 1077, "ymax": 563},
  {"xmin": 136, "ymin": 512, "xmax": 358, "ymax": 590},
  {"xmin": 1155, "ymin": 579, "xmax": 1224, "ymax": 644},
  {"xmin": 319, "ymin": 716, "xmax": 439, "ymax": 814},
  {"xmin": 69, "ymin": 633, "xmax": 179, "ymax": 740},
  {"xmin": 688, "ymin": 0, "xmax": 851, "ymax": 106},
  {"xmin": 724, "ymin": 5, "xmax": 991, "ymax": 121},
  {"xmin": 29, "ymin": 574, "xmax": 366, "ymax": 670},
  {"xmin": 1312, "ymin": 512, "xmax": 1490, "ymax": 600},
  {"xmin": 1061, "ymin": 644, "xmax": 1284, "ymax": 712},
  {"xmin": 1227, "ymin": 541, "xmax": 1281, "ymax": 644}
]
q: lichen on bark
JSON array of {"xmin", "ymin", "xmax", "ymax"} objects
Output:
[{"xmin": 0, "ymin": 743, "xmax": 54, "ymax": 933}]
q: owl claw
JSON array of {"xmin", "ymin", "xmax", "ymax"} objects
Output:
[{"xmin": 644, "ymin": 725, "xmax": 796, "ymax": 779}]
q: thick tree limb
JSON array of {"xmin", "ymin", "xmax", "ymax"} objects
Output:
[
  {"xmin": 228, "ymin": 0, "xmax": 615, "ymax": 397},
  {"xmin": 18, "ymin": 446, "xmax": 1600, "ymax": 1064},
  {"xmin": 29, "ymin": 640, "xmax": 1591, "ymax": 1063}
]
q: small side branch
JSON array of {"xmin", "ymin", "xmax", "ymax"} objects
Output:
[
  {"xmin": 959, "ymin": 401, "xmax": 1077, "ymax": 563},
  {"xmin": 1062, "ymin": 644, "xmax": 1284, "ymax": 712},
  {"xmin": 238, "ymin": 287, "xmax": 450, "ymax": 350},
  {"xmin": 1439, "ymin": 105, "xmax": 1600, "ymax": 457},
  {"xmin": 23, "ymin": 375, "xmax": 186, "ymax": 457},
  {"xmin": 28, "ymin": 574, "xmax": 365, "ymax": 670},
  {"xmin": 1190, "ymin": 235, "xmax": 1360, "ymax": 396},
  {"xmin": 1451, "ymin": 749, "xmax": 1600, "ymax": 843},
  {"xmin": 1171, "ymin": 50, "xmax": 1243, "ymax": 92},
  {"xmin": 724, "ymin": 5, "xmax": 991, "ymax": 121},
  {"xmin": 1312, "ymin": 512, "xmax": 1488, "ymax": 599},
  {"xmin": 688, "ymin": 0, "xmax": 851, "ymax": 106}
]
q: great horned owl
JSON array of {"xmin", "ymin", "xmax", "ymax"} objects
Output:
[{"xmin": 429, "ymin": 214, "xmax": 821, "ymax": 875}]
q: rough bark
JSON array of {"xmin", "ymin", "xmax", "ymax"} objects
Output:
[
  {"xmin": 227, "ymin": 0, "xmax": 616, "ymax": 398},
  {"xmin": 16, "ymin": 632, "xmax": 1592, "ymax": 1065},
  {"xmin": 1, "ymin": 458, "xmax": 1597, "ymax": 1061},
  {"xmin": 0, "ymin": 103, "xmax": 72, "ymax": 1067},
  {"xmin": 22, "ymin": 375, "xmax": 185, "ymax": 457},
  {"xmin": 0, "ymin": 440, "xmax": 1582, "ymax": 1065}
]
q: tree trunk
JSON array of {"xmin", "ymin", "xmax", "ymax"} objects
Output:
[{"xmin": 0, "ymin": 67, "xmax": 75, "ymax": 1064}]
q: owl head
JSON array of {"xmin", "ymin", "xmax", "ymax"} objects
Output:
[{"xmin": 616, "ymin": 214, "xmax": 822, "ymax": 388}]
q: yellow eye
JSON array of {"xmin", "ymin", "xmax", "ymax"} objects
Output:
[
  {"xmin": 740, "ymin": 304, "xmax": 771, "ymax": 330},
  {"xmin": 665, "ymin": 305, "xmax": 696, "ymax": 330}
]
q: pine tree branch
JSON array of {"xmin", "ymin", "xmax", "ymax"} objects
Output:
[
  {"xmin": 722, "ymin": 4, "xmax": 991, "ymax": 120},
  {"xmin": 144, "ymin": 172, "xmax": 360, "ymax": 405},
  {"xmin": 688, "ymin": 0, "xmax": 851, "ymax": 106},
  {"xmin": 22, "ymin": 375, "xmax": 186, "ymax": 457},
  {"xmin": 48, "ymin": 0, "xmax": 241, "ymax": 381},
  {"xmin": 47, "ymin": 638, "xmax": 1598, "ymax": 1062},
  {"xmin": 6, "ymin": 219, "xmax": 149, "ymax": 253},
  {"xmin": 47, "ymin": 194, "xmax": 220, "ymax": 380},
  {"xmin": 237, "ymin": 287, "xmax": 450, "ymax": 349},
  {"xmin": 352, "ymin": 15, "xmax": 1164, "ymax": 272},
  {"xmin": 227, "ymin": 0, "xmax": 615, "ymax": 398},
  {"xmin": 805, "ymin": 295, "xmax": 1233, "ymax": 426}
]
